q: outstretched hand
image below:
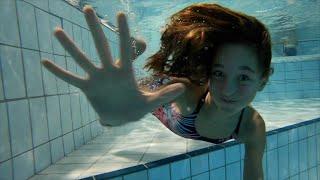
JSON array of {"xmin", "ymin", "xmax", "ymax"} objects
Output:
[{"xmin": 41, "ymin": 6, "xmax": 186, "ymax": 126}]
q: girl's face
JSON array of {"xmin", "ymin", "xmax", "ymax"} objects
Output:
[{"xmin": 209, "ymin": 43, "xmax": 267, "ymax": 113}]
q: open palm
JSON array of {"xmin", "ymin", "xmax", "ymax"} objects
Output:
[{"xmin": 41, "ymin": 6, "xmax": 186, "ymax": 126}]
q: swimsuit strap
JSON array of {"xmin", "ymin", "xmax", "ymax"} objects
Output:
[
  {"xmin": 192, "ymin": 88, "xmax": 210, "ymax": 115},
  {"xmin": 234, "ymin": 107, "xmax": 245, "ymax": 135}
]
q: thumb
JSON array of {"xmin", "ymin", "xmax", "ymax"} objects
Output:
[{"xmin": 146, "ymin": 82, "xmax": 186, "ymax": 110}]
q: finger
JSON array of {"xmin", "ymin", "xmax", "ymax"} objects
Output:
[
  {"xmin": 41, "ymin": 59, "xmax": 86, "ymax": 89},
  {"xmin": 114, "ymin": 59, "xmax": 121, "ymax": 68},
  {"xmin": 54, "ymin": 28, "xmax": 97, "ymax": 75},
  {"xmin": 147, "ymin": 83, "xmax": 186, "ymax": 110},
  {"xmin": 118, "ymin": 12, "xmax": 134, "ymax": 73},
  {"xmin": 83, "ymin": 6, "xmax": 113, "ymax": 71}
]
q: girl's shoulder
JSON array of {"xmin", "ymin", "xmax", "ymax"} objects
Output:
[{"xmin": 238, "ymin": 105, "xmax": 265, "ymax": 144}]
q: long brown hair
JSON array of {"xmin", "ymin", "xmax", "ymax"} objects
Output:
[{"xmin": 143, "ymin": 3, "xmax": 272, "ymax": 85}]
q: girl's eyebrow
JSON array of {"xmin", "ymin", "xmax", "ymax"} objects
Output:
[{"xmin": 212, "ymin": 64, "xmax": 256, "ymax": 73}]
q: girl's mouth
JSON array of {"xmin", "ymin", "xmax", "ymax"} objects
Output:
[{"xmin": 221, "ymin": 97, "xmax": 237, "ymax": 103}]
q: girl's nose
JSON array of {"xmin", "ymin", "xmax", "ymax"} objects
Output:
[{"xmin": 221, "ymin": 80, "xmax": 237, "ymax": 97}]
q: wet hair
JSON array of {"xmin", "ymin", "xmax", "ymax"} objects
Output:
[{"xmin": 143, "ymin": 3, "xmax": 273, "ymax": 85}]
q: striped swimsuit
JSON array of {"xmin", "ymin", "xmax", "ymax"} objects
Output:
[{"xmin": 150, "ymin": 76, "xmax": 245, "ymax": 144}]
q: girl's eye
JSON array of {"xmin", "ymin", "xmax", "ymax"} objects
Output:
[
  {"xmin": 213, "ymin": 71, "xmax": 223, "ymax": 77},
  {"xmin": 239, "ymin": 75, "xmax": 250, "ymax": 81}
]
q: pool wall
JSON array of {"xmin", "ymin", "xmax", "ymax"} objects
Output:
[
  {"xmin": 0, "ymin": 0, "xmax": 111, "ymax": 179},
  {"xmin": 81, "ymin": 117, "xmax": 320, "ymax": 180},
  {"xmin": 0, "ymin": 0, "xmax": 319, "ymax": 180}
]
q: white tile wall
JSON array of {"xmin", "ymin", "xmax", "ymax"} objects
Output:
[
  {"xmin": 16, "ymin": 0, "xmax": 39, "ymax": 50},
  {"xmin": 0, "ymin": 0, "xmax": 20, "ymax": 46},
  {"xmin": 35, "ymin": 8, "xmax": 53, "ymax": 53},
  {"xmin": 0, "ymin": 1, "xmax": 104, "ymax": 179},
  {"xmin": 46, "ymin": 95, "xmax": 62, "ymax": 140},
  {"xmin": 50, "ymin": 137, "xmax": 64, "ymax": 163},
  {"xmin": 50, "ymin": 15, "xmax": 65, "ymax": 56},
  {"xmin": 41, "ymin": 52, "xmax": 58, "ymax": 95},
  {"xmin": 13, "ymin": 150, "xmax": 34, "ymax": 180},
  {"xmin": 54, "ymin": 55, "xmax": 69, "ymax": 94},
  {"xmin": 59, "ymin": 94, "xmax": 73, "ymax": 134},
  {"xmin": 24, "ymin": 0, "xmax": 49, "ymax": 11},
  {"xmin": 22, "ymin": 49, "xmax": 44, "ymax": 97},
  {"xmin": 7, "ymin": 99, "xmax": 32, "ymax": 156},
  {"xmin": 63, "ymin": 132, "xmax": 75, "ymax": 155},
  {"xmin": 0, "ymin": 159, "xmax": 12, "ymax": 180},
  {"xmin": 148, "ymin": 165, "xmax": 170, "ymax": 180},
  {"xmin": 226, "ymin": 161, "xmax": 241, "ymax": 180},
  {"xmin": 70, "ymin": 93, "xmax": 81, "ymax": 128},
  {"xmin": 29, "ymin": 97, "xmax": 49, "ymax": 146},
  {"xmin": 0, "ymin": 71, "xmax": 4, "ymax": 100},
  {"xmin": 0, "ymin": 45, "xmax": 26, "ymax": 99},
  {"xmin": 190, "ymin": 153, "xmax": 209, "ymax": 176},
  {"xmin": 34, "ymin": 142, "xmax": 51, "ymax": 172},
  {"xmin": 0, "ymin": 103, "xmax": 11, "ymax": 162}
]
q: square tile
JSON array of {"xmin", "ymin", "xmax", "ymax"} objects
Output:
[
  {"xmin": 13, "ymin": 150, "xmax": 34, "ymax": 180},
  {"xmin": 40, "ymin": 52, "xmax": 58, "ymax": 95},
  {"xmin": 83, "ymin": 125, "xmax": 92, "ymax": 143},
  {"xmin": 0, "ymin": 159, "xmax": 12, "ymax": 180},
  {"xmin": 50, "ymin": 137, "xmax": 64, "ymax": 163},
  {"xmin": 46, "ymin": 96, "xmax": 62, "ymax": 140},
  {"xmin": 79, "ymin": 94, "xmax": 89, "ymax": 125},
  {"xmin": 81, "ymin": 28, "xmax": 90, "ymax": 56},
  {"xmin": 50, "ymin": 15, "xmax": 65, "ymax": 55},
  {"xmin": 74, "ymin": 128, "xmax": 84, "ymax": 149},
  {"xmin": 72, "ymin": 24, "xmax": 83, "ymax": 49},
  {"xmin": 34, "ymin": 143, "xmax": 51, "ymax": 172},
  {"xmin": 288, "ymin": 128, "xmax": 298, "ymax": 143},
  {"xmin": 170, "ymin": 159, "xmax": 191, "ymax": 180},
  {"xmin": 278, "ymin": 145, "xmax": 289, "ymax": 180},
  {"xmin": 0, "ymin": 45, "xmax": 26, "ymax": 99},
  {"xmin": 267, "ymin": 134, "xmax": 278, "ymax": 150},
  {"xmin": 54, "ymin": 55, "xmax": 69, "ymax": 94},
  {"xmin": 192, "ymin": 171, "xmax": 209, "ymax": 180},
  {"xmin": 66, "ymin": 57, "xmax": 77, "ymax": 92},
  {"xmin": 190, "ymin": 153, "xmax": 209, "ymax": 176},
  {"xmin": 266, "ymin": 149, "xmax": 278, "ymax": 180},
  {"xmin": 210, "ymin": 166, "xmax": 225, "ymax": 180},
  {"xmin": 49, "ymin": 0, "xmax": 68, "ymax": 19},
  {"xmin": 288, "ymin": 142, "xmax": 299, "ymax": 176},
  {"xmin": 123, "ymin": 170, "xmax": 148, "ymax": 180},
  {"xmin": 148, "ymin": 165, "xmax": 170, "ymax": 180},
  {"xmin": 24, "ymin": 0, "xmax": 49, "ymax": 11},
  {"xmin": 63, "ymin": 132, "xmax": 75, "ymax": 155},
  {"xmin": 0, "ymin": 69, "xmax": 3, "ymax": 100},
  {"xmin": 29, "ymin": 97, "xmax": 49, "ymax": 146},
  {"xmin": 225, "ymin": 145, "xmax": 240, "ymax": 164},
  {"xmin": 62, "ymin": 20, "xmax": 73, "ymax": 56},
  {"xmin": 35, "ymin": 9, "xmax": 53, "ymax": 53},
  {"xmin": 226, "ymin": 161, "xmax": 241, "ymax": 180},
  {"xmin": 307, "ymin": 136, "xmax": 317, "ymax": 168},
  {"xmin": 277, "ymin": 131, "xmax": 288, "ymax": 147},
  {"xmin": 0, "ymin": 0, "xmax": 20, "ymax": 46},
  {"xmin": 209, "ymin": 148, "xmax": 225, "ymax": 169},
  {"xmin": 298, "ymin": 125, "xmax": 307, "ymax": 140},
  {"xmin": 70, "ymin": 94, "xmax": 82, "ymax": 129},
  {"xmin": 22, "ymin": 49, "xmax": 44, "ymax": 97},
  {"xmin": 298, "ymin": 139, "xmax": 308, "ymax": 172},
  {"xmin": 16, "ymin": 0, "xmax": 39, "ymax": 50},
  {"xmin": 0, "ymin": 103, "xmax": 11, "ymax": 162},
  {"xmin": 7, "ymin": 100, "xmax": 32, "ymax": 156},
  {"xmin": 59, "ymin": 94, "xmax": 72, "ymax": 134}
]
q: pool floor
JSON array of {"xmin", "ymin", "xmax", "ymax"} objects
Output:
[{"xmin": 30, "ymin": 98, "xmax": 320, "ymax": 179}]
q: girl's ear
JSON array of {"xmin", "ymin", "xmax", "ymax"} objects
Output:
[{"xmin": 258, "ymin": 77, "xmax": 268, "ymax": 91}]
